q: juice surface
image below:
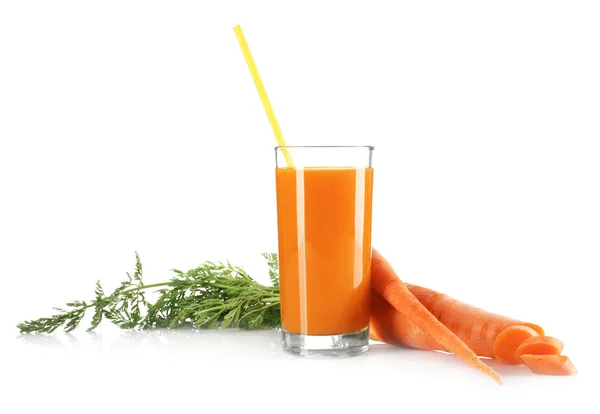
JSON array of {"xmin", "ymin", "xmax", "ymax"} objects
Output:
[{"xmin": 275, "ymin": 167, "xmax": 373, "ymax": 335}]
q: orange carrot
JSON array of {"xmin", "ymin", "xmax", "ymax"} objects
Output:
[
  {"xmin": 522, "ymin": 322, "xmax": 545, "ymax": 336},
  {"xmin": 370, "ymin": 290, "xmax": 548, "ymax": 364},
  {"xmin": 370, "ymin": 248, "xmax": 502, "ymax": 384},
  {"xmin": 370, "ymin": 290, "xmax": 439, "ymax": 350},
  {"xmin": 515, "ymin": 336, "xmax": 564, "ymax": 363},
  {"xmin": 369, "ymin": 323, "xmax": 384, "ymax": 342},
  {"xmin": 493, "ymin": 325, "xmax": 539, "ymax": 364},
  {"xmin": 405, "ymin": 284, "xmax": 543, "ymax": 358},
  {"xmin": 521, "ymin": 354, "xmax": 577, "ymax": 375}
]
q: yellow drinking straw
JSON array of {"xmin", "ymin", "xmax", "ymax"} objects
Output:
[{"xmin": 233, "ymin": 24, "xmax": 294, "ymax": 167}]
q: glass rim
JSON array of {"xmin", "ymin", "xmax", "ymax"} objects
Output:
[{"xmin": 275, "ymin": 145, "xmax": 374, "ymax": 150}]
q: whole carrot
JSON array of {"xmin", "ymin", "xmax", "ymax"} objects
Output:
[
  {"xmin": 370, "ymin": 289, "xmax": 440, "ymax": 350},
  {"xmin": 370, "ymin": 248, "xmax": 502, "ymax": 384}
]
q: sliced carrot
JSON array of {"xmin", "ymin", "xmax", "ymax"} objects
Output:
[
  {"xmin": 515, "ymin": 336, "xmax": 564, "ymax": 363},
  {"xmin": 371, "ymin": 248, "xmax": 502, "ymax": 384},
  {"xmin": 522, "ymin": 322, "xmax": 545, "ymax": 336},
  {"xmin": 521, "ymin": 354, "xmax": 577, "ymax": 375},
  {"xmin": 407, "ymin": 284, "xmax": 529, "ymax": 358},
  {"xmin": 493, "ymin": 325, "xmax": 539, "ymax": 365}
]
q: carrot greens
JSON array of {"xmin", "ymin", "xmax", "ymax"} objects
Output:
[{"xmin": 18, "ymin": 253, "xmax": 281, "ymax": 334}]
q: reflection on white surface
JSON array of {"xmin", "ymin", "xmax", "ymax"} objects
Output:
[
  {"xmin": 15, "ymin": 328, "xmax": 551, "ymax": 378},
  {"xmin": 10, "ymin": 326, "xmax": 589, "ymax": 414},
  {"xmin": 18, "ymin": 327, "xmax": 284, "ymax": 357}
]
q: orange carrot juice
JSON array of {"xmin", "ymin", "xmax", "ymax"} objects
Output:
[{"xmin": 275, "ymin": 167, "xmax": 374, "ymax": 337}]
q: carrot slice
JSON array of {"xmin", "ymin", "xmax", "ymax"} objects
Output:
[
  {"xmin": 371, "ymin": 248, "xmax": 502, "ymax": 384},
  {"xmin": 493, "ymin": 325, "xmax": 539, "ymax": 364},
  {"xmin": 515, "ymin": 336, "xmax": 564, "ymax": 363},
  {"xmin": 521, "ymin": 354, "xmax": 577, "ymax": 375},
  {"xmin": 522, "ymin": 322, "xmax": 545, "ymax": 336}
]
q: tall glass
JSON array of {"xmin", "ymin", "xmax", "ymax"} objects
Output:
[{"xmin": 274, "ymin": 146, "xmax": 374, "ymax": 357}]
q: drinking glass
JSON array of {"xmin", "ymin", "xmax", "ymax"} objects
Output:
[{"xmin": 274, "ymin": 146, "xmax": 374, "ymax": 357}]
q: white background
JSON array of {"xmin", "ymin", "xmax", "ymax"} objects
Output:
[{"xmin": 1, "ymin": 1, "xmax": 599, "ymax": 412}]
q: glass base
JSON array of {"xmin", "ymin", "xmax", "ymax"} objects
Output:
[{"xmin": 281, "ymin": 327, "xmax": 369, "ymax": 358}]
